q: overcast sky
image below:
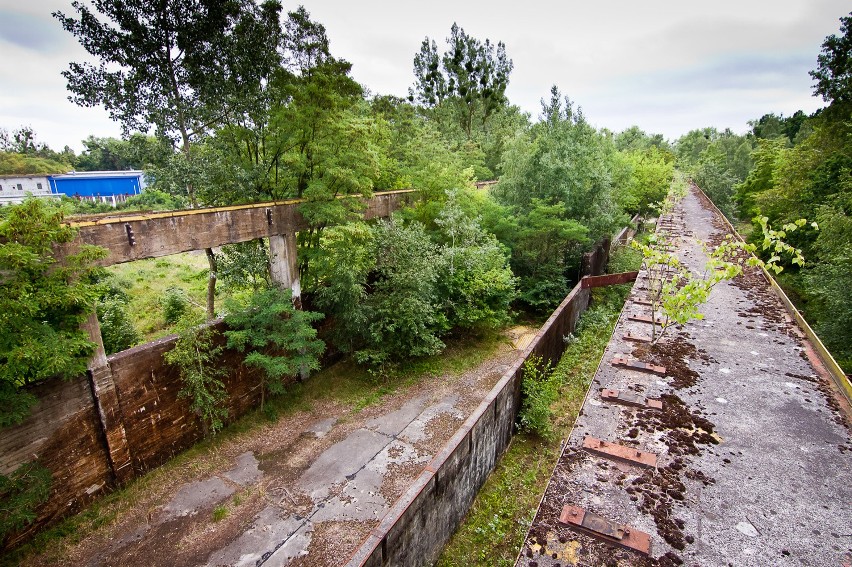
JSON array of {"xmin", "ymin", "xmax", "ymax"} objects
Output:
[{"xmin": 0, "ymin": 0, "xmax": 848, "ymax": 152}]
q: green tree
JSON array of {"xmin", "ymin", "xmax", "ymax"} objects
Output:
[
  {"xmin": 76, "ymin": 134, "xmax": 171, "ymax": 172},
  {"xmin": 356, "ymin": 219, "xmax": 447, "ymax": 366},
  {"xmin": 408, "ymin": 23, "xmax": 520, "ymax": 179},
  {"xmin": 616, "ymin": 147, "xmax": 675, "ymax": 215},
  {"xmin": 434, "ymin": 189, "xmax": 516, "ymax": 330},
  {"xmin": 313, "ymin": 222, "xmax": 375, "ymax": 354},
  {"xmin": 224, "ymin": 289, "xmax": 325, "ymax": 411},
  {"xmin": 0, "ymin": 198, "xmax": 105, "ymax": 427},
  {"xmin": 410, "ymin": 23, "xmax": 513, "ymax": 139},
  {"xmin": 164, "ymin": 318, "xmax": 228, "ymax": 434},
  {"xmin": 55, "ymin": 0, "xmax": 282, "ymax": 320},
  {"xmin": 218, "ymin": 240, "xmax": 271, "ymax": 294},
  {"xmin": 810, "ymin": 12, "xmax": 852, "ymax": 105},
  {"xmin": 98, "ymin": 299, "xmax": 141, "ymax": 355},
  {"xmin": 0, "ymin": 126, "xmax": 75, "ymax": 174}
]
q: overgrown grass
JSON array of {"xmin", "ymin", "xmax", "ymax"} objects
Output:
[
  {"xmin": 1, "ymin": 330, "xmax": 505, "ymax": 567},
  {"xmin": 436, "ymin": 258, "xmax": 638, "ymax": 567},
  {"xmin": 105, "ymin": 252, "xmax": 221, "ymax": 342}
]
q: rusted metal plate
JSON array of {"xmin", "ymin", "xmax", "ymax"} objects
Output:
[
  {"xmin": 611, "ymin": 355, "xmax": 667, "ymax": 376},
  {"xmin": 628, "ymin": 313, "xmax": 667, "ymax": 325},
  {"xmin": 581, "ymin": 271, "xmax": 639, "ymax": 289},
  {"xmin": 630, "ymin": 298, "xmax": 654, "ymax": 306},
  {"xmin": 623, "ymin": 330, "xmax": 652, "ymax": 343},
  {"xmin": 601, "ymin": 389, "xmax": 663, "ymax": 410},
  {"xmin": 582, "ymin": 436, "xmax": 659, "ymax": 468},
  {"xmin": 559, "ymin": 505, "xmax": 652, "ymax": 555}
]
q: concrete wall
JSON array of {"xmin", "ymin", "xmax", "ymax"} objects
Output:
[
  {"xmin": 345, "ymin": 282, "xmax": 594, "ymax": 567},
  {"xmin": 0, "ymin": 321, "xmax": 274, "ymax": 548}
]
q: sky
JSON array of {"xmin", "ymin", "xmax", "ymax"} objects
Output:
[{"xmin": 0, "ymin": 0, "xmax": 848, "ymax": 153}]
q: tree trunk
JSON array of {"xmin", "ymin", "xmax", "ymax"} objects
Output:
[{"xmin": 205, "ymin": 248, "xmax": 217, "ymax": 321}]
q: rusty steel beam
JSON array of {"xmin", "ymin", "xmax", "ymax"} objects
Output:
[
  {"xmin": 581, "ymin": 271, "xmax": 639, "ymax": 289},
  {"xmin": 628, "ymin": 313, "xmax": 667, "ymax": 325},
  {"xmin": 559, "ymin": 505, "xmax": 651, "ymax": 555},
  {"xmin": 582, "ymin": 436, "xmax": 659, "ymax": 468},
  {"xmin": 66, "ymin": 190, "xmax": 415, "ymax": 267},
  {"xmin": 611, "ymin": 355, "xmax": 666, "ymax": 376},
  {"xmin": 601, "ymin": 388, "xmax": 663, "ymax": 410},
  {"xmin": 623, "ymin": 330, "xmax": 652, "ymax": 343}
]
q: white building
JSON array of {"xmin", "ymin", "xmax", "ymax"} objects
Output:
[{"xmin": 0, "ymin": 174, "xmax": 58, "ymax": 205}]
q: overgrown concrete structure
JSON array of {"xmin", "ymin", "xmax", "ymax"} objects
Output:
[
  {"xmin": 0, "ymin": 191, "xmax": 413, "ymax": 545},
  {"xmin": 515, "ymin": 186, "xmax": 852, "ymax": 567}
]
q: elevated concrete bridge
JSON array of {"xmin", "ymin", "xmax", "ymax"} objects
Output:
[{"xmin": 515, "ymin": 186, "xmax": 852, "ymax": 567}]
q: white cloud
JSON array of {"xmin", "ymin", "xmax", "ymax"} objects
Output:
[{"xmin": 0, "ymin": 0, "xmax": 848, "ymax": 150}]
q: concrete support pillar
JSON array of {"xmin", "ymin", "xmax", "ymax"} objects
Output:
[
  {"xmin": 82, "ymin": 310, "xmax": 134, "ymax": 485},
  {"xmin": 269, "ymin": 233, "xmax": 309, "ymax": 381},
  {"xmin": 82, "ymin": 311, "xmax": 108, "ymax": 369},
  {"xmin": 269, "ymin": 233, "xmax": 301, "ymax": 307},
  {"xmin": 87, "ymin": 365, "xmax": 134, "ymax": 485}
]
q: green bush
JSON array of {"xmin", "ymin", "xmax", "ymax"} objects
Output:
[
  {"xmin": 97, "ymin": 299, "xmax": 141, "ymax": 355},
  {"xmin": 162, "ymin": 286, "xmax": 190, "ymax": 325},
  {"xmin": 0, "ymin": 198, "xmax": 106, "ymax": 427},
  {"xmin": 517, "ymin": 356, "xmax": 558, "ymax": 439},
  {"xmin": 225, "ymin": 288, "xmax": 325, "ymax": 411},
  {"xmin": 0, "ymin": 461, "xmax": 52, "ymax": 540},
  {"xmin": 164, "ymin": 319, "xmax": 228, "ymax": 434}
]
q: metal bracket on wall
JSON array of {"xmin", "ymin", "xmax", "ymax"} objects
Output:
[
  {"xmin": 124, "ymin": 223, "xmax": 135, "ymax": 246},
  {"xmin": 559, "ymin": 505, "xmax": 651, "ymax": 555}
]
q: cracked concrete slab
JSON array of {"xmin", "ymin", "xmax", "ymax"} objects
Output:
[
  {"xmin": 398, "ymin": 395, "xmax": 463, "ymax": 444},
  {"xmin": 263, "ymin": 520, "xmax": 314, "ymax": 567},
  {"xmin": 296, "ymin": 428, "xmax": 392, "ymax": 501},
  {"xmin": 365, "ymin": 395, "xmax": 428, "ymax": 436},
  {"xmin": 205, "ymin": 506, "xmax": 305, "ymax": 567},
  {"xmin": 160, "ymin": 477, "xmax": 234, "ymax": 520},
  {"xmin": 223, "ymin": 451, "xmax": 262, "ymax": 486},
  {"xmin": 37, "ymin": 332, "xmax": 523, "ymax": 567}
]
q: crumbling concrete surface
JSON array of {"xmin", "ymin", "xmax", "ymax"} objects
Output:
[
  {"xmin": 516, "ymin": 188, "xmax": 852, "ymax": 567},
  {"xmin": 28, "ymin": 335, "xmax": 526, "ymax": 567}
]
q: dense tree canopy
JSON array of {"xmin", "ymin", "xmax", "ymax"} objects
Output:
[{"xmin": 810, "ymin": 12, "xmax": 852, "ymax": 105}]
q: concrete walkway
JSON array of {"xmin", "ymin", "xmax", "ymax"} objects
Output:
[{"xmin": 516, "ymin": 188, "xmax": 852, "ymax": 567}]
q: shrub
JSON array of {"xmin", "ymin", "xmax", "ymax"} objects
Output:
[
  {"xmin": 162, "ymin": 286, "xmax": 190, "ymax": 325},
  {"xmin": 225, "ymin": 288, "xmax": 325, "ymax": 411},
  {"xmin": 518, "ymin": 356, "xmax": 558, "ymax": 439},
  {"xmin": 0, "ymin": 198, "xmax": 106, "ymax": 427},
  {"xmin": 98, "ymin": 298, "xmax": 141, "ymax": 355},
  {"xmin": 0, "ymin": 461, "xmax": 52, "ymax": 540},
  {"xmin": 164, "ymin": 319, "xmax": 228, "ymax": 435}
]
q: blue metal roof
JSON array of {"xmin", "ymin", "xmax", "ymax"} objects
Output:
[{"xmin": 48, "ymin": 171, "xmax": 144, "ymax": 198}]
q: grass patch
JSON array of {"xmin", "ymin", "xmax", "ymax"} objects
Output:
[
  {"xmin": 212, "ymin": 505, "xmax": 229, "ymax": 522},
  {"xmin": 1, "ymin": 330, "xmax": 506, "ymax": 566},
  {"xmin": 436, "ymin": 283, "xmax": 635, "ymax": 567},
  {"xmin": 105, "ymin": 252, "xmax": 227, "ymax": 343}
]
